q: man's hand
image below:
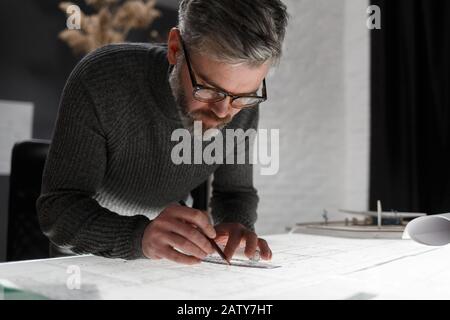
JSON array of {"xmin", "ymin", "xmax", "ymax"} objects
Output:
[
  {"xmin": 214, "ymin": 223, "xmax": 272, "ymax": 261},
  {"xmin": 141, "ymin": 204, "xmax": 217, "ymax": 265}
]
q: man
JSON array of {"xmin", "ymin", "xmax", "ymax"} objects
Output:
[{"xmin": 37, "ymin": 0, "xmax": 288, "ymax": 265}]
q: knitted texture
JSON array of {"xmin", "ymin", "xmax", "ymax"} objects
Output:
[{"xmin": 36, "ymin": 43, "xmax": 259, "ymax": 259}]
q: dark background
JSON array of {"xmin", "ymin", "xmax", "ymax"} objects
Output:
[
  {"xmin": 0, "ymin": 0, "xmax": 178, "ymax": 261},
  {"xmin": 370, "ymin": 0, "xmax": 450, "ymax": 214}
]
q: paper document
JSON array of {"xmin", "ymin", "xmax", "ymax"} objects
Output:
[
  {"xmin": 404, "ymin": 213, "xmax": 450, "ymax": 246},
  {"xmin": 1, "ymin": 234, "xmax": 450, "ymax": 299}
]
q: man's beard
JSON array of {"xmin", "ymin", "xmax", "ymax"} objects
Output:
[{"xmin": 168, "ymin": 61, "xmax": 232, "ymax": 139}]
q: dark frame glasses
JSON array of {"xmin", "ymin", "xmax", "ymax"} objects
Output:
[{"xmin": 178, "ymin": 34, "xmax": 267, "ymax": 109}]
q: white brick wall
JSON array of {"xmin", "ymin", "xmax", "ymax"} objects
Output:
[{"xmin": 254, "ymin": 0, "xmax": 370, "ymax": 235}]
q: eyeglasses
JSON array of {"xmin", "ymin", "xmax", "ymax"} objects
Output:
[{"xmin": 179, "ymin": 36, "xmax": 267, "ymax": 109}]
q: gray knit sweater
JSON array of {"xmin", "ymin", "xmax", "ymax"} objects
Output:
[{"xmin": 36, "ymin": 43, "xmax": 259, "ymax": 260}]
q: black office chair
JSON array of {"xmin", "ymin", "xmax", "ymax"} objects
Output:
[
  {"xmin": 7, "ymin": 139, "xmax": 51, "ymax": 261},
  {"xmin": 7, "ymin": 139, "xmax": 209, "ymax": 261}
]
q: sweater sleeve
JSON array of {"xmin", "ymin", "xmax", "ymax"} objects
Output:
[
  {"xmin": 209, "ymin": 108, "xmax": 259, "ymax": 231},
  {"xmin": 36, "ymin": 71, "xmax": 150, "ymax": 260}
]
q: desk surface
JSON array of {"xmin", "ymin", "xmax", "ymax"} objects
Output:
[{"xmin": 1, "ymin": 233, "xmax": 449, "ymax": 299}]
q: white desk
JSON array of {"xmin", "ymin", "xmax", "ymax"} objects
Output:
[{"xmin": 1, "ymin": 233, "xmax": 449, "ymax": 299}]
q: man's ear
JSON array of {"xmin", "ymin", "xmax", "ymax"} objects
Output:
[{"xmin": 167, "ymin": 27, "xmax": 181, "ymax": 65}]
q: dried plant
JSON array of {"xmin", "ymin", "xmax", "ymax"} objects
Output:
[{"xmin": 58, "ymin": 0, "xmax": 161, "ymax": 56}]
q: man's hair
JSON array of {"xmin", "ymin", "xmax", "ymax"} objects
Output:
[{"xmin": 178, "ymin": 0, "xmax": 289, "ymax": 66}]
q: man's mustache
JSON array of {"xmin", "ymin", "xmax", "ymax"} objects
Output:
[{"xmin": 189, "ymin": 110, "xmax": 232, "ymax": 126}]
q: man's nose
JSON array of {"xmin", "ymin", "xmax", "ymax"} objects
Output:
[{"xmin": 210, "ymin": 98, "xmax": 231, "ymax": 119}]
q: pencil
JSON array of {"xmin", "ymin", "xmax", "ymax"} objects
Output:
[{"xmin": 178, "ymin": 200, "xmax": 230, "ymax": 265}]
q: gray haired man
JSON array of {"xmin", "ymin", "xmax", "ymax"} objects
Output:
[{"xmin": 37, "ymin": 0, "xmax": 288, "ymax": 265}]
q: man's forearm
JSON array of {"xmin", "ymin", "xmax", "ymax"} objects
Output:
[{"xmin": 37, "ymin": 191, "xmax": 150, "ymax": 259}]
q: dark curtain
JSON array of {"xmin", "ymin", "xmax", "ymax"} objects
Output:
[{"xmin": 370, "ymin": 0, "xmax": 450, "ymax": 214}]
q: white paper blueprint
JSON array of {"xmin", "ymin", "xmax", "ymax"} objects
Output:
[
  {"xmin": 404, "ymin": 213, "xmax": 450, "ymax": 246},
  {"xmin": 0, "ymin": 233, "xmax": 449, "ymax": 300}
]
